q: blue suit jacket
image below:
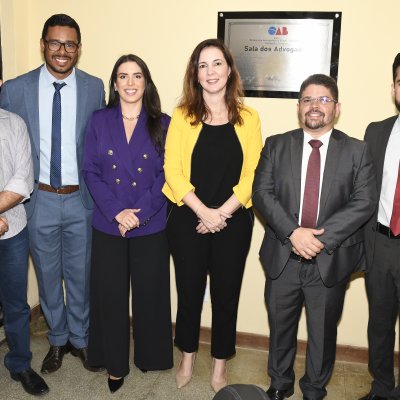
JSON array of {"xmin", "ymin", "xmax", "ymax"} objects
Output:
[
  {"xmin": 83, "ymin": 106, "xmax": 170, "ymax": 237},
  {"xmin": 0, "ymin": 66, "xmax": 105, "ymax": 217}
]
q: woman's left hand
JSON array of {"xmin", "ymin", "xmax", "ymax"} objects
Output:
[
  {"xmin": 196, "ymin": 221, "xmax": 210, "ymax": 234},
  {"xmin": 118, "ymin": 223, "xmax": 128, "ymax": 237},
  {"xmin": 196, "ymin": 205, "xmax": 231, "ymax": 233},
  {"xmin": 196, "ymin": 219, "xmax": 228, "ymax": 234}
]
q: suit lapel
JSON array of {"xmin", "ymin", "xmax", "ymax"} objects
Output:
[
  {"xmin": 319, "ymin": 129, "xmax": 343, "ymax": 214},
  {"xmin": 375, "ymin": 117, "xmax": 396, "ymax": 193},
  {"xmin": 128, "ymin": 109, "xmax": 149, "ymax": 163},
  {"xmin": 76, "ymin": 69, "xmax": 88, "ymax": 143},
  {"xmin": 290, "ymin": 129, "xmax": 303, "ymax": 212},
  {"xmin": 109, "ymin": 106, "xmax": 149, "ymax": 180},
  {"xmin": 109, "ymin": 106, "xmax": 135, "ymax": 178},
  {"xmin": 24, "ymin": 68, "xmax": 41, "ymax": 157}
]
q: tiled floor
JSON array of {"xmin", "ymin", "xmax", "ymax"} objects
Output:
[{"xmin": 0, "ymin": 317, "xmax": 376, "ymax": 400}]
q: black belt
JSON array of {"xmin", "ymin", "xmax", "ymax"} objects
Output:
[
  {"xmin": 376, "ymin": 222, "xmax": 400, "ymax": 239},
  {"xmin": 289, "ymin": 252, "xmax": 317, "ymax": 264}
]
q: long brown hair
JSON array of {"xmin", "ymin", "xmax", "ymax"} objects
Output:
[{"xmin": 179, "ymin": 38, "xmax": 245, "ymax": 126}]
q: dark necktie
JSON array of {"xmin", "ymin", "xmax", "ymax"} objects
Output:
[
  {"xmin": 390, "ymin": 161, "xmax": 400, "ymax": 236},
  {"xmin": 301, "ymin": 139, "xmax": 323, "ymax": 228},
  {"xmin": 50, "ymin": 82, "xmax": 66, "ymax": 189}
]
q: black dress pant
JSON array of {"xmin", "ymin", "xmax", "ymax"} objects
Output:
[
  {"xmin": 88, "ymin": 229, "xmax": 173, "ymax": 377},
  {"xmin": 265, "ymin": 257, "xmax": 347, "ymax": 400},
  {"xmin": 366, "ymin": 232, "xmax": 400, "ymax": 399},
  {"xmin": 167, "ymin": 204, "xmax": 253, "ymax": 359}
]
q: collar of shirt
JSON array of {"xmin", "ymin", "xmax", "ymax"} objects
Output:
[
  {"xmin": 41, "ymin": 63, "xmax": 76, "ymax": 88},
  {"xmin": 303, "ymin": 129, "xmax": 332, "ymax": 147}
]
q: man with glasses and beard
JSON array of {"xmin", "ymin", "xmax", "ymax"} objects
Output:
[
  {"xmin": 253, "ymin": 74, "xmax": 377, "ymax": 400},
  {"xmin": 359, "ymin": 54, "xmax": 400, "ymax": 400},
  {"xmin": 0, "ymin": 14, "xmax": 105, "ymax": 375}
]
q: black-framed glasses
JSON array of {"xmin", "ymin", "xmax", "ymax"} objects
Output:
[
  {"xmin": 298, "ymin": 96, "xmax": 338, "ymax": 105},
  {"xmin": 43, "ymin": 39, "xmax": 80, "ymax": 53}
]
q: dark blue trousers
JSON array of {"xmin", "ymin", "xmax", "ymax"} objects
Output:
[{"xmin": 0, "ymin": 227, "xmax": 32, "ymax": 373}]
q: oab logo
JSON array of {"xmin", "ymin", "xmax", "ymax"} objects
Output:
[{"xmin": 267, "ymin": 26, "xmax": 288, "ymax": 36}]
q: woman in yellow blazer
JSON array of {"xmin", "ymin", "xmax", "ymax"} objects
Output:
[{"xmin": 163, "ymin": 38, "xmax": 262, "ymax": 393}]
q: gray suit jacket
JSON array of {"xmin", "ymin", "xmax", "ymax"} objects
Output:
[
  {"xmin": 364, "ymin": 115, "xmax": 398, "ymax": 271},
  {"xmin": 0, "ymin": 66, "xmax": 105, "ymax": 217},
  {"xmin": 252, "ymin": 128, "xmax": 377, "ymax": 287}
]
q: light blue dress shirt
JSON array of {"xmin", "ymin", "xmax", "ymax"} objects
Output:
[{"xmin": 38, "ymin": 64, "xmax": 78, "ymax": 185}]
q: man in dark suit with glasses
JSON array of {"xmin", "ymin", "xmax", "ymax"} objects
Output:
[{"xmin": 253, "ymin": 74, "xmax": 377, "ymax": 400}]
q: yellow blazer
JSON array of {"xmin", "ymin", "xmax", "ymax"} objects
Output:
[{"xmin": 162, "ymin": 105, "xmax": 262, "ymax": 208}]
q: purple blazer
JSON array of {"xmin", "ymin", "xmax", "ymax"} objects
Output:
[{"xmin": 83, "ymin": 105, "xmax": 170, "ymax": 237}]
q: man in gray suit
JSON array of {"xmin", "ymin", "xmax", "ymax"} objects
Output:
[
  {"xmin": 253, "ymin": 74, "xmax": 377, "ymax": 400},
  {"xmin": 359, "ymin": 53, "xmax": 400, "ymax": 400},
  {"xmin": 0, "ymin": 14, "xmax": 105, "ymax": 374}
]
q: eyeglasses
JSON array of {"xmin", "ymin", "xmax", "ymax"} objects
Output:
[
  {"xmin": 43, "ymin": 39, "xmax": 80, "ymax": 53},
  {"xmin": 298, "ymin": 96, "xmax": 338, "ymax": 105}
]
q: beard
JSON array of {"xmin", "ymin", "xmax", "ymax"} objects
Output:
[
  {"xmin": 44, "ymin": 51, "xmax": 76, "ymax": 77},
  {"xmin": 395, "ymin": 98, "xmax": 400, "ymax": 113},
  {"xmin": 304, "ymin": 110, "xmax": 326, "ymax": 130}
]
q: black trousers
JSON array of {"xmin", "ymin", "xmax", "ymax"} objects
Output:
[
  {"xmin": 88, "ymin": 229, "xmax": 173, "ymax": 377},
  {"xmin": 366, "ymin": 232, "xmax": 400, "ymax": 399},
  {"xmin": 265, "ymin": 257, "xmax": 347, "ymax": 400},
  {"xmin": 167, "ymin": 204, "xmax": 253, "ymax": 359}
]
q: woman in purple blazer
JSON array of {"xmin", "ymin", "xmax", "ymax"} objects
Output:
[{"xmin": 83, "ymin": 54, "xmax": 173, "ymax": 393}]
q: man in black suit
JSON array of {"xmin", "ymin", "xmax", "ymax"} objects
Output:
[
  {"xmin": 359, "ymin": 54, "xmax": 400, "ymax": 400},
  {"xmin": 253, "ymin": 74, "xmax": 377, "ymax": 400}
]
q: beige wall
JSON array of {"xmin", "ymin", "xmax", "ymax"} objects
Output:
[{"xmin": 1, "ymin": 0, "xmax": 399, "ymax": 348}]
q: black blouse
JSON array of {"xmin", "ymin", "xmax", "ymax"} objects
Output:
[{"xmin": 191, "ymin": 122, "xmax": 243, "ymax": 207}]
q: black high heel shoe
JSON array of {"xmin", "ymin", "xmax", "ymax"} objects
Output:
[{"xmin": 108, "ymin": 377, "xmax": 124, "ymax": 393}]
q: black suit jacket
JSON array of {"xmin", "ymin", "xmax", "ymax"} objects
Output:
[
  {"xmin": 252, "ymin": 128, "xmax": 377, "ymax": 287},
  {"xmin": 364, "ymin": 115, "xmax": 398, "ymax": 271}
]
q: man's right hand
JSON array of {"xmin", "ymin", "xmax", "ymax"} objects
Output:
[{"xmin": 289, "ymin": 227, "xmax": 325, "ymax": 259}]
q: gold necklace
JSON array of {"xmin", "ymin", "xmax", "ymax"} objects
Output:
[{"xmin": 122, "ymin": 113, "xmax": 140, "ymax": 121}]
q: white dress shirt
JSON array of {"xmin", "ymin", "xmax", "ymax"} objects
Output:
[
  {"xmin": 298, "ymin": 129, "xmax": 332, "ymax": 225},
  {"xmin": 378, "ymin": 116, "xmax": 400, "ymax": 226}
]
